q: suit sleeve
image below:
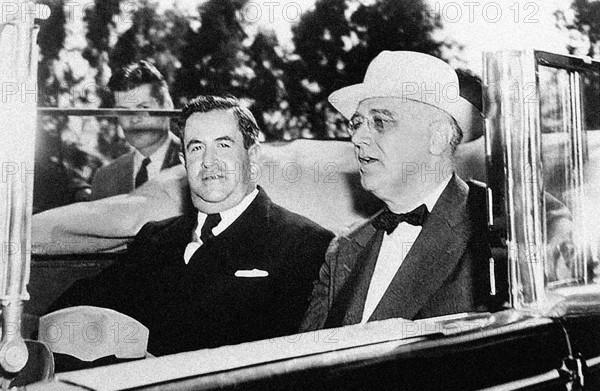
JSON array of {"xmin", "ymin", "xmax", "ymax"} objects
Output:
[
  {"xmin": 298, "ymin": 236, "xmax": 339, "ymax": 332},
  {"xmin": 47, "ymin": 222, "xmax": 158, "ymax": 314}
]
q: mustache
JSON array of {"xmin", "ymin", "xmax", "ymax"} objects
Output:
[{"xmin": 199, "ymin": 161, "xmax": 247, "ymax": 175}]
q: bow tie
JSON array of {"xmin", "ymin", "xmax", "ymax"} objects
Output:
[{"xmin": 372, "ymin": 204, "xmax": 430, "ymax": 234}]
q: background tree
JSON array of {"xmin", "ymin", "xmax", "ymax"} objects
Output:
[
  {"xmin": 246, "ymin": 30, "xmax": 292, "ymax": 140},
  {"xmin": 173, "ymin": 0, "xmax": 249, "ymax": 103},
  {"xmin": 172, "ymin": 0, "xmax": 300, "ymax": 139},
  {"xmin": 556, "ymin": 0, "xmax": 598, "ymax": 57},
  {"xmin": 109, "ymin": 1, "xmax": 189, "ymax": 86},
  {"xmin": 83, "ymin": 0, "xmax": 120, "ymax": 68},
  {"xmin": 289, "ymin": 0, "xmax": 443, "ymax": 138}
]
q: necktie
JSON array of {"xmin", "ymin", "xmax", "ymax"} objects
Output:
[
  {"xmin": 372, "ymin": 204, "xmax": 429, "ymax": 234},
  {"xmin": 200, "ymin": 213, "xmax": 222, "ymax": 243},
  {"xmin": 183, "ymin": 213, "xmax": 222, "ymax": 264},
  {"xmin": 135, "ymin": 157, "xmax": 151, "ymax": 188}
]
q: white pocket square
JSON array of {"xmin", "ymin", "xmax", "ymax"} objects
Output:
[{"xmin": 235, "ymin": 269, "xmax": 269, "ymax": 278}]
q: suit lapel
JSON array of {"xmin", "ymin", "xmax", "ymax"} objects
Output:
[
  {"xmin": 339, "ymin": 231, "xmax": 383, "ymax": 325},
  {"xmin": 369, "ymin": 175, "xmax": 473, "ymax": 321},
  {"xmin": 186, "ymin": 187, "xmax": 271, "ymax": 269},
  {"xmin": 324, "ymin": 218, "xmax": 380, "ymax": 327}
]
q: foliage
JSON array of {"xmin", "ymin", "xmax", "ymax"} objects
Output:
[
  {"xmin": 83, "ymin": 0, "xmax": 120, "ymax": 67},
  {"xmin": 246, "ymin": 30, "xmax": 295, "ymax": 140},
  {"xmin": 290, "ymin": 0, "xmax": 443, "ymax": 138},
  {"xmin": 110, "ymin": 1, "xmax": 189, "ymax": 86},
  {"xmin": 555, "ymin": 0, "xmax": 600, "ymax": 57},
  {"xmin": 173, "ymin": 0, "xmax": 249, "ymax": 103},
  {"xmin": 37, "ymin": 0, "xmax": 66, "ymax": 107}
]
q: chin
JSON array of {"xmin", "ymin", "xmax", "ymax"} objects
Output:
[
  {"xmin": 196, "ymin": 188, "xmax": 229, "ymax": 204},
  {"xmin": 191, "ymin": 195, "xmax": 228, "ymax": 214},
  {"xmin": 190, "ymin": 184, "xmax": 238, "ymax": 211},
  {"xmin": 361, "ymin": 176, "xmax": 401, "ymax": 200},
  {"xmin": 360, "ymin": 174, "xmax": 382, "ymax": 194},
  {"xmin": 124, "ymin": 127, "xmax": 164, "ymax": 134}
]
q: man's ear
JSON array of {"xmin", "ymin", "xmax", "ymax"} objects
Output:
[
  {"xmin": 179, "ymin": 151, "xmax": 185, "ymax": 166},
  {"xmin": 429, "ymin": 121, "xmax": 452, "ymax": 156},
  {"xmin": 247, "ymin": 143, "xmax": 261, "ymax": 165}
]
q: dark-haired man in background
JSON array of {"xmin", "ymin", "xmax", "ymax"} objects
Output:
[
  {"xmin": 91, "ymin": 60, "xmax": 181, "ymax": 200},
  {"xmin": 51, "ymin": 95, "xmax": 334, "ymax": 356}
]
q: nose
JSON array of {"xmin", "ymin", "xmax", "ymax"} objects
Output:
[
  {"xmin": 201, "ymin": 145, "xmax": 219, "ymax": 170},
  {"xmin": 120, "ymin": 115, "xmax": 142, "ymax": 127},
  {"xmin": 350, "ymin": 122, "xmax": 371, "ymax": 146},
  {"xmin": 130, "ymin": 114, "xmax": 143, "ymax": 125}
]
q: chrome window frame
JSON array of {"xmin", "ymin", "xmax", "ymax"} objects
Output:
[{"xmin": 484, "ymin": 50, "xmax": 600, "ymax": 313}]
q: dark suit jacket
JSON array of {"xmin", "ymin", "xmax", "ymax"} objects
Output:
[
  {"xmin": 52, "ymin": 188, "xmax": 334, "ymax": 356},
  {"xmin": 300, "ymin": 175, "xmax": 503, "ymax": 331},
  {"xmin": 91, "ymin": 136, "xmax": 181, "ymax": 200}
]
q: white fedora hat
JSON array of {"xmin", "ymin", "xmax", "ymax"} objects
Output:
[{"xmin": 328, "ymin": 51, "xmax": 482, "ymax": 141}]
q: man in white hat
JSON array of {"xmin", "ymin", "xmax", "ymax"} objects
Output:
[{"xmin": 300, "ymin": 51, "xmax": 501, "ymax": 329}]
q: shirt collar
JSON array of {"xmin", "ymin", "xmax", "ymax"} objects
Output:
[
  {"xmin": 133, "ymin": 132, "xmax": 173, "ymax": 174},
  {"xmin": 194, "ymin": 187, "xmax": 259, "ymax": 241},
  {"xmin": 397, "ymin": 175, "xmax": 451, "ymax": 214},
  {"xmin": 423, "ymin": 175, "xmax": 451, "ymax": 212}
]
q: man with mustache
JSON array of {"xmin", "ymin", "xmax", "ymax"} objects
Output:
[
  {"xmin": 51, "ymin": 95, "xmax": 334, "ymax": 356},
  {"xmin": 301, "ymin": 51, "xmax": 502, "ymax": 330},
  {"xmin": 91, "ymin": 60, "xmax": 181, "ymax": 200}
]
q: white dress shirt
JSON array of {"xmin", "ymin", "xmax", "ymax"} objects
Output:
[
  {"xmin": 183, "ymin": 188, "xmax": 259, "ymax": 264},
  {"xmin": 133, "ymin": 132, "xmax": 174, "ymax": 183},
  {"xmin": 361, "ymin": 177, "xmax": 451, "ymax": 323}
]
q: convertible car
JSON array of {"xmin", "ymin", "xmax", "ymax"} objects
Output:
[{"xmin": 0, "ymin": 6, "xmax": 599, "ymax": 391}]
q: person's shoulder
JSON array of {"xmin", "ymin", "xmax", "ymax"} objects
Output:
[
  {"xmin": 465, "ymin": 179, "xmax": 487, "ymax": 211},
  {"xmin": 269, "ymin": 202, "xmax": 329, "ymax": 231},
  {"xmin": 466, "ymin": 179, "xmax": 486, "ymax": 195},
  {"xmin": 92, "ymin": 152, "xmax": 134, "ymax": 186},
  {"xmin": 90, "ymin": 152, "xmax": 135, "ymax": 199},
  {"xmin": 96, "ymin": 151, "xmax": 134, "ymax": 175},
  {"xmin": 135, "ymin": 214, "xmax": 188, "ymax": 242},
  {"xmin": 269, "ymin": 202, "xmax": 333, "ymax": 238},
  {"xmin": 464, "ymin": 179, "xmax": 489, "ymax": 234},
  {"xmin": 317, "ymin": 215, "xmax": 376, "ymax": 259},
  {"xmin": 127, "ymin": 214, "xmax": 189, "ymax": 256}
]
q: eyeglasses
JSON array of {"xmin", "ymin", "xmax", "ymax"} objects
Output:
[{"xmin": 347, "ymin": 114, "xmax": 396, "ymax": 136}]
